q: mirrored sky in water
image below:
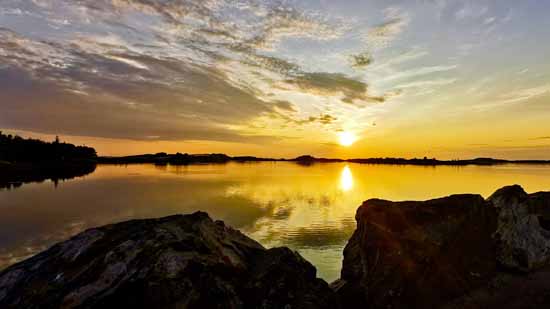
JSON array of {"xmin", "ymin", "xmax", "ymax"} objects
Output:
[
  {"xmin": 2, "ymin": 162, "xmax": 550, "ymax": 281},
  {"xmin": 1, "ymin": 0, "xmax": 550, "ymax": 158}
]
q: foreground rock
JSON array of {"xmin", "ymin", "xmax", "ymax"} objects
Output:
[
  {"xmin": 0, "ymin": 212, "xmax": 338, "ymax": 309},
  {"xmin": 489, "ymin": 185, "xmax": 550, "ymax": 271},
  {"xmin": 337, "ymin": 185, "xmax": 550, "ymax": 309}
]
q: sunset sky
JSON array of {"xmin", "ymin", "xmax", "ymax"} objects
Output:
[{"xmin": 1, "ymin": 0, "xmax": 549, "ymax": 159}]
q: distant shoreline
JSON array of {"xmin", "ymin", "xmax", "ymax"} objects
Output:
[
  {"xmin": 97, "ymin": 153, "xmax": 550, "ymax": 166},
  {"xmin": 4, "ymin": 154, "xmax": 549, "ymax": 190}
]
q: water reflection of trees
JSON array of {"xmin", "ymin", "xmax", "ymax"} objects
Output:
[
  {"xmin": 0, "ymin": 164, "xmax": 97, "ymax": 190},
  {"xmin": 0, "ymin": 132, "xmax": 98, "ymax": 190}
]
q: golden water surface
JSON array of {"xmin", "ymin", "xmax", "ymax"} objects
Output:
[{"xmin": 1, "ymin": 162, "xmax": 550, "ymax": 281}]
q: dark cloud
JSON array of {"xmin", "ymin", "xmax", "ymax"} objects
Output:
[
  {"xmin": 350, "ymin": 52, "xmax": 373, "ymax": 69},
  {"xmin": 272, "ymin": 100, "xmax": 298, "ymax": 113},
  {"xmin": 317, "ymin": 114, "xmax": 338, "ymax": 124},
  {"xmin": 0, "ymin": 27, "xmax": 280, "ymax": 141},
  {"xmin": 290, "ymin": 114, "xmax": 337, "ymax": 126},
  {"xmin": 0, "ymin": 64, "xmax": 276, "ymax": 142},
  {"xmin": 284, "ymin": 72, "xmax": 386, "ymax": 105},
  {"xmin": 242, "ymin": 53, "xmax": 301, "ymax": 76}
]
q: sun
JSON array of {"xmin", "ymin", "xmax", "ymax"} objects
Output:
[{"xmin": 338, "ymin": 131, "xmax": 356, "ymax": 147}]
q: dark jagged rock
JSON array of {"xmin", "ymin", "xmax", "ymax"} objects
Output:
[
  {"xmin": 245, "ymin": 247, "xmax": 336, "ymax": 308},
  {"xmin": 337, "ymin": 185, "xmax": 550, "ymax": 309},
  {"xmin": 0, "ymin": 212, "xmax": 338, "ymax": 309},
  {"xmin": 336, "ymin": 194, "xmax": 497, "ymax": 309}
]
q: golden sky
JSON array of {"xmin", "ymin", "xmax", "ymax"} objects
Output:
[{"xmin": 1, "ymin": 0, "xmax": 550, "ymax": 159}]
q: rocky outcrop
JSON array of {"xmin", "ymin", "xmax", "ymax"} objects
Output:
[
  {"xmin": 337, "ymin": 185, "xmax": 550, "ymax": 309},
  {"xmin": 0, "ymin": 212, "xmax": 338, "ymax": 309},
  {"xmin": 489, "ymin": 185, "xmax": 550, "ymax": 271},
  {"xmin": 336, "ymin": 194, "xmax": 497, "ymax": 308}
]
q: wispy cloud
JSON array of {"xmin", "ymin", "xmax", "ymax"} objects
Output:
[
  {"xmin": 371, "ymin": 48, "xmax": 428, "ymax": 71},
  {"xmin": 105, "ymin": 55, "xmax": 149, "ymax": 70},
  {"xmin": 455, "ymin": 4, "xmax": 488, "ymax": 21},
  {"xmin": 498, "ymin": 85, "xmax": 550, "ymax": 104},
  {"xmin": 471, "ymin": 84, "xmax": 550, "ymax": 112},
  {"xmin": 365, "ymin": 7, "xmax": 410, "ymax": 49},
  {"xmin": 394, "ymin": 78, "xmax": 457, "ymax": 89},
  {"xmin": 380, "ymin": 64, "xmax": 458, "ymax": 82}
]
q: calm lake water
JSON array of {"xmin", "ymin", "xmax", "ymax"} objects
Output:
[{"xmin": 2, "ymin": 162, "xmax": 550, "ymax": 281}]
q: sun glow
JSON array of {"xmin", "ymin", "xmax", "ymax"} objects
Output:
[{"xmin": 338, "ymin": 132, "xmax": 356, "ymax": 147}]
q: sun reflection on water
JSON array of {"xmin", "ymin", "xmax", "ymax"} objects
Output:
[
  {"xmin": 6, "ymin": 162, "xmax": 550, "ymax": 282},
  {"xmin": 340, "ymin": 165, "xmax": 353, "ymax": 191}
]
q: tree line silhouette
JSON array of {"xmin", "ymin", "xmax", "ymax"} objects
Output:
[{"xmin": 0, "ymin": 132, "xmax": 96, "ymax": 163}]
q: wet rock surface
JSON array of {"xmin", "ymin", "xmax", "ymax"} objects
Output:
[
  {"xmin": 0, "ymin": 212, "xmax": 338, "ymax": 309},
  {"xmin": 338, "ymin": 185, "xmax": 550, "ymax": 309}
]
